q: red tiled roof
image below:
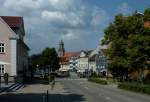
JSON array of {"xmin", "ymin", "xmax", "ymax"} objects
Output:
[
  {"xmin": 64, "ymin": 52, "xmax": 80, "ymax": 58},
  {"xmin": 59, "ymin": 51, "xmax": 80, "ymax": 65},
  {"xmin": 0, "ymin": 16, "xmax": 22, "ymax": 28}
]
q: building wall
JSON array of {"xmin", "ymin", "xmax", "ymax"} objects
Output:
[
  {"xmin": 0, "ymin": 18, "xmax": 16, "ymax": 76},
  {"xmin": 89, "ymin": 61, "xmax": 96, "ymax": 72},
  {"xmin": 17, "ymin": 41, "xmax": 28, "ymax": 75},
  {"xmin": 144, "ymin": 21, "xmax": 150, "ymax": 29},
  {"xmin": 0, "ymin": 17, "xmax": 29, "ymax": 79},
  {"xmin": 129, "ymin": 69, "xmax": 150, "ymax": 80},
  {"xmin": 61, "ymin": 64, "xmax": 69, "ymax": 70},
  {"xmin": 96, "ymin": 50, "xmax": 107, "ymax": 73},
  {"xmin": 77, "ymin": 57, "xmax": 88, "ymax": 72},
  {"xmin": 69, "ymin": 57, "xmax": 78, "ymax": 70}
]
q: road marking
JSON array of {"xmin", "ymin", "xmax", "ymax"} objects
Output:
[
  {"xmin": 84, "ymin": 86, "xmax": 89, "ymax": 90},
  {"xmin": 105, "ymin": 97, "xmax": 111, "ymax": 100},
  {"xmin": 79, "ymin": 82, "xmax": 84, "ymax": 84},
  {"xmin": 99, "ymin": 94, "xmax": 111, "ymax": 100}
]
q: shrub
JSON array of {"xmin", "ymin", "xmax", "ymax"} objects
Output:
[
  {"xmin": 88, "ymin": 78, "xmax": 108, "ymax": 85},
  {"xmin": 118, "ymin": 82, "xmax": 150, "ymax": 95},
  {"xmin": 90, "ymin": 72, "xmax": 99, "ymax": 78}
]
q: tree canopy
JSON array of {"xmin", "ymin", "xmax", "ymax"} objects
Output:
[
  {"xmin": 31, "ymin": 47, "xmax": 60, "ymax": 72},
  {"xmin": 102, "ymin": 8, "xmax": 150, "ymax": 81},
  {"xmin": 42, "ymin": 47, "xmax": 60, "ymax": 71}
]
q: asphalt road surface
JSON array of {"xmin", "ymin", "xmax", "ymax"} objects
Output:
[
  {"xmin": 0, "ymin": 72, "xmax": 150, "ymax": 102},
  {"xmin": 57, "ymin": 72, "xmax": 150, "ymax": 102}
]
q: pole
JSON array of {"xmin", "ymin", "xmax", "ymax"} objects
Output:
[{"xmin": 88, "ymin": 56, "xmax": 89, "ymax": 79}]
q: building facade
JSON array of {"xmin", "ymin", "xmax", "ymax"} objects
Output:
[
  {"xmin": 88, "ymin": 45, "xmax": 107, "ymax": 76},
  {"xmin": 89, "ymin": 54, "xmax": 96, "ymax": 72},
  {"xmin": 69, "ymin": 52, "xmax": 80, "ymax": 71},
  {"xmin": 95, "ymin": 49, "xmax": 107, "ymax": 75},
  {"xmin": 0, "ymin": 16, "xmax": 29, "ymax": 82},
  {"xmin": 77, "ymin": 50, "xmax": 91, "ymax": 73}
]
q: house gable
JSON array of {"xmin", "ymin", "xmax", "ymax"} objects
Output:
[
  {"xmin": 80, "ymin": 51, "xmax": 86, "ymax": 57},
  {"xmin": 0, "ymin": 17, "xmax": 16, "ymax": 39}
]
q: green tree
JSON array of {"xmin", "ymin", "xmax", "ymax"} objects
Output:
[
  {"xmin": 102, "ymin": 9, "xmax": 150, "ymax": 82},
  {"xmin": 30, "ymin": 54, "xmax": 43, "ymax": 69},
  {"xmin": 144, "ymin": 7, "xmax": 150, "ymax": 21},
  {"xmin": 42, "ymin": 47, "xmax": 60, "ymax": 72}
]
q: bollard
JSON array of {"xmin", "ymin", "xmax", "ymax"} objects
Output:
[{"xmin": 47, "ymin": 90, "xmax": 49, "ymax": 102}]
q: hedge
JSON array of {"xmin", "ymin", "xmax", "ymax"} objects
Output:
[
  {"xmin": 118, "ymin": 82, "xmax": 150, "ymax": 95},
  {"xmin": 88, "ymin": 78, "xmax": 108, "ymax": 85}
]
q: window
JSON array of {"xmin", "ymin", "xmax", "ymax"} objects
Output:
[
  {"xmin": 0, "ymin": 43, "xmax": 5, "ymax": 53},
  {"xmin": 0, "ymin": 64, "xmax": 5, "ymax": 74}
]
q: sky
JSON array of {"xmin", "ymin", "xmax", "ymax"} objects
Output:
[{"xmin": 0, "ymin": 0, "xmax": 150, "ymax": 55}]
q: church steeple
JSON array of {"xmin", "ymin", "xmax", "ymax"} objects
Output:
[{"xmin": 57, "ymin": 40, "xmax": 65, "ymax": 57}]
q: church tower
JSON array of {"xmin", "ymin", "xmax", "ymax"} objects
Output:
[{"xmin": 57, "ymin": 40, "xmax": 65, "ymax": 57}]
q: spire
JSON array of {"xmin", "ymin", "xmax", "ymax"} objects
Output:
[{"xmin": 57, "ymin": 40, "xmax": 65, "ymax": 57}]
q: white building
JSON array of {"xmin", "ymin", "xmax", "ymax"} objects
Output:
[
  {"xmin": 0, "ymin": 16, "xmax": 29, "ymax": 82},
  {"xmin": 77, "ymin": 50, "xmax": 92, "ymax": 73},
  {"xmin": 69, "ymin": 52, "xmax": 80, "ymax": 71},
  {"xmin": 88, "ymin": 45, "xmax": 107, "ymax": 75},
  {"xmin": 95, "ymin": 49, "xmax": 107, "ymax": 75},
  {"xmin": 89, "ymin": 51, "xmax": 97, "ymax": 72}
]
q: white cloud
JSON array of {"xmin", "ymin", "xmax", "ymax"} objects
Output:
[
  {"xmin": 61, "ymin": 30, "xmax": 78, "ymax": 41},
  {"xmin": 91, "ymin": 7, "xmax": 109, "ymax": 27},
  {"xmin": 41, "ymin": 11, "xmax": 66, "ymax": 21},
  {"xmin": 117, "ymin": 2, "xmax": 131, "ymax": 15},
  {"xmin": 0, "ymin": 0, "xmax": 108, "ymax": 54},
  {"xmin": 41, "ymin": 10, "xmax": 85, "ymax": 27},
  {"xmin": 67, "ymin": 12, "xmax": 85, "ymax": 26},
  {"xmin": 48, "ymin": 0, "xmax": 81, "ymax": 11},
  {"xmin": 4, "ymin": 0, "xmax": 42, "ymax": 12}
]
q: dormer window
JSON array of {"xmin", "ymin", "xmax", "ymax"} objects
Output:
[{"xmin": 0, "ymin": 43, "xmax": 5, "ymax": 53}]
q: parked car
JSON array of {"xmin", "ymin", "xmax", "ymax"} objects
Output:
[
  {"xmin": 34, "ymin": 71, "xmax": 44, "ymax": 78},
  {"xmin": 57, "ymin": 70, "xmax": 70, "ymax": 77}
]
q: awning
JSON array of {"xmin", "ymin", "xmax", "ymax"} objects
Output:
[{"xmin": 0, "ymin": 61, "xmax": 10, "ymax": 64}]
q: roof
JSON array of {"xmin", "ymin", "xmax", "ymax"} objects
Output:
[
  {"xmin": 80, "ymin": 50, "xmax": 93, "ymax": 57},
  {"xmin": 18, "ymin": 39, "xmax": 30, "ymax": 51},
  {"xmin": 59, "ymin": 51, "xmax": 80, "ymax": 65},
  {"xmin": 0, "ymin": 16, "xmax": 22, "ymax": 28},
  {"xmin": 89, "ymin": 54, "xmax": 96, "ymax": 61},
  {"xmin": 64, "ymin": 52, "xmax": 80, "ymax": 58}
]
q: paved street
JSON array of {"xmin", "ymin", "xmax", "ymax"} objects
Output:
[
  {"xmin": 58, "ymin": 72, "xmax": 150, "ymax": 102},
  {"xmin": 0, "ymin": 72, "xmax": 150, "ymax": 102}
]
